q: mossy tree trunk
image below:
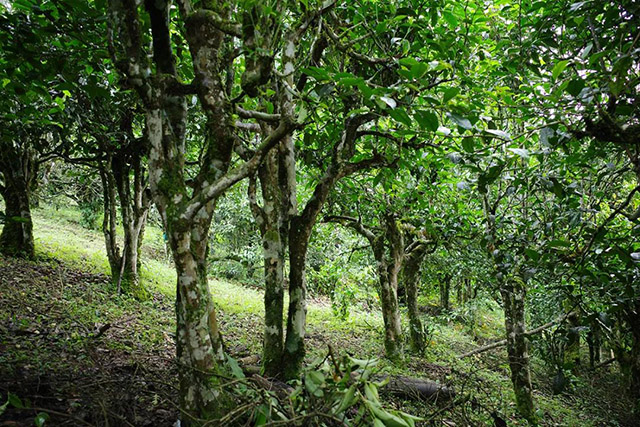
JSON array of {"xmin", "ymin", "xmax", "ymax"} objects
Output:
[
  {"xmin": 615, "ymin": 301, "xmax": 640, "ymax": 399},
  {"xmin": 376, "ymin": 214, "xmax": 404, "ymax": 360},
  {"xmin": 565, "ymin": 309, "xmax": 581, "ymax": 369},
  {"xmin": 112, "ymin": 146, "xmax": 151, "ymax": 299},
  {"xmin": 99, "ymin": 144, "xmax": 151, "ymax": 300},
  {"xmin": 283, "ymin": 215, "xmax": 312, "ymax": 379},
  {"xmin": 326, "ymin": 211, "xmax": 405, "ymax": 361},
  {"xmin": 587, "ymin": 318, "xmax": 601, "ymax": 368},
  {"xmin": 500, "ymin": 278, "xmax": 536, "ymax": 422},
  {"xmin": 482, "ymin": 193, "xmax": 536, "ymax": 422},
  {"xmin": 248, "ymin": 140, "xmax": 295, "ymax": 377},
  {"xmin": 402, "ymin": 242, "xmax": 429, "ymax": 353},
  {"xmin": 100, "ymin": 155, "xmax": 120, "ymax": 281},
  {"xmin": 0, "ymin": 145, "xmax": 37, "ymax": 258},
  {"xmin": 439, "ymin": 273, "xmax": 451, "ymax": 312},
  {"xmin": 629, "ymin": 309, "xmax": 640, "ymax": 399},
  {"xmin": 244, "ymin": 30, "xmax": 299, "ymax": 377},
  {"xmin": 281, "ymin": 113, "xmax": 383, "ymax": 380}
]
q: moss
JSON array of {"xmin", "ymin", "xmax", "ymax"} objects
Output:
[{"xmin": 117, "ymin": 273, "xmax": 150, "ymax": 301}]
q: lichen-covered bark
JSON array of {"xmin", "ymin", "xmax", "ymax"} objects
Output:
[
  {"xmin": 374, "ymin": 215, "xmax": 404, "ymax": 360},
  {"xmin": 565, "ymin": 309, "xmax": 581, "ymax": 369},
  {"xmin": 99, "ymin": 147, "xmax": 150, "ymax": 300},
  {"xmin": 282, "ymin": 216, "xmax": 310, "ymax": 379},
  {"xmin": 249, "ymin": 150, "xmax": 286, "ymax": 377},
  {"xmin": 325, "ymin": 212, "xmax": 405, "ymax": 361},
  {"xmin": 173, "ymin": 229, "xmax": 227, "ymax": 416},
  {"xmin": 0, "ymin": 147, "xmax": 36, "ymax": 258},
  {"xmin": 402, "ymin": 243, "xmax": 428, "ymax": 353},
  {"xmin": 112, "ymin": 148, "xmax": 150, "ymax": 299},
  {"xmin": 281, "ymin": 113, "xmax": 381, "ymax": 379},
  {"xmin": 109, "ymin": 0, "xmax": 326, "ymax": 416},
  {"xmin": 614, "ymin": 302, "xmax": 640, "ymax": 399},
  {"xmin": 500, "ymin": 279, "xmax": 535, "ymax": 422},
  {"xmin": 377, "ymin": 260, "xmax": 403, "ymax": 360},
  {"xmin": 439, "ymin": 274, "xmax": 451, "ymax": 311},
  {"xmin": 100, "ymin": 159, "xmax": 121, "ymax": 280}
]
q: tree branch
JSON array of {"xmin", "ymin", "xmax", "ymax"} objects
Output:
[
  {"xmin": 184, "ymin": 9, "xmax": 242, "ymax": 38},
  {"xmin": 248, "ymin": 173, "xmax": 265, "ymax": 231},
  {"xmin": 236, "ymin": 107, "xmax": 281, "ymax": 122},
  {"xmin": 182, "ymin": 119, "xmax": 296, "ymax": 221},
  {"xmin": 458, "ymin": 317, "xmax": 565, "ymax": 359},
  {"xmin": 323, "ymin": 20, "xmax": 394, "ymax": 65},
  {"xmin": 323, "ymin": 215, "xmax": 377, "ymax": 242}
]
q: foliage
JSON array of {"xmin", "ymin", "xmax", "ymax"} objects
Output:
[
  {"xmin": 1, "ymin": 0, "xmax": 639, "ymax": 423},
  {"xmin": 227, "ymin": 352, "xmax": 421, "ymax": 426}
]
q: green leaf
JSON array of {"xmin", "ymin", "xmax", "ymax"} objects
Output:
[
  {"xmin": 335, "ymin": 385, "xmax": 358, "ymax": 413},
  {"xmin": 442, "ymin": 87, "xmax": 460, "ymax": 104},
  {"xmin": 448, "ymin": 113, "xmax": 472, "ymax": 130},
  {"xmin": 508, "ymin": 148, "xmax": 529, "ymax": 158},
  {"xmin": 443, "ymin": 11, "xmax": 458, "ymax": 28},
  {"xmin": 372, "ymin": 171, "xmax": 384, "ymax": 188},
  {"xmin": 552, "ymin": 60, "xmax": 570, "ymax": 80},
  {"xmin": 461, "ymin": 137, "xmax": 475, "ymax": 153},
  {"xmin": 35, "ymin": 412, "xmax": 50, "ymax": 427},
  {"xmin": 549, "ymin": 239, "xmax": 571, "ymax": 248},
  {"xmin": 302, "ymin": 66, "xmax": 330, "ymax": 81},
  {"xmin": 364, "ymin": 382, "xmax": 380, "ymax": 402},
  {"xmin": 7, "ymin": 393, "xmax": 23, "ymax": 409},
  {"xmin": 226, "ymin": 354, "xmax": 245, "ymax": 379},
  {"xmin": 566, "ymin": 78, "xmax": 585, "ymax": 96},
  {"xmin": 409, "ymin": 62, "xmax": 428, "ymax": 79},
  {"xmin": 379, "ymin": 96, "xmax": 397, "ymax": 109},
  {"xmin": 414, "ymin": 110, "xmax": 438, "ymax": 131},
  {"xmin": 485, "ymin": 129, "xmax": 511, "ymax": 140},
  {"xmin": 305, "ymin": 371, "xmax": 325, "ymax": 397},
  {"xmin": 525, "ymin": 248, "xmax": 540, "ymax": 261},
  {"xmin": 338, "ymin": 76, "xmax": 365, "ymax": 86},
  {"xmin": 389, "ymin": 108, "xmax": 412, "ymax": 127}
]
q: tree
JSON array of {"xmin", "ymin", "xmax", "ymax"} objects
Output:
[
  {"xmin": 515, "ymin": 0, "xmax": 640, "ymax": 398},
  {"xmin": 0, "ymin": 7, "xmax": 61, "ymax": 258},
  {"xmin": 107, "ymin": 0, "xmax": 336, "ymax": 419},
  {"xmin": 68, "ymin": 93, "xmax": 153, "ymax": 299}
]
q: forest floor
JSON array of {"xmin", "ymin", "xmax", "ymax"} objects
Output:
[{"xmin": 0, "ymin": 205, "xmax": 636, "ymax": 426}]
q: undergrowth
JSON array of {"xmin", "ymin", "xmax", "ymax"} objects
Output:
[{"xmin": 0, "ymin": 205, "xmax": 635, "ymax": 426}]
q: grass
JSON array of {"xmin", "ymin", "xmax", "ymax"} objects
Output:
[{"xmin": 0, "ymin": 204, "xmax": 635, "ymax": 426}]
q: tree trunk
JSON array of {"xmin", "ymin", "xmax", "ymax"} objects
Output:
[
  {"xmin": 565, "ymin": 310, "xmax": 581, "ymax": 370},
  {"xmin": 500, "ymin": 279, "xmax": 535, "ymax": 421},
  {"xmin": 171, "ymin": 228, "xmax": 228, "ymax": 418},
  {"xmin": 378, "ymin": 260, "xmax": 403, "ymax": 360},
  {"xmin": 440, "ymin": 274, "xmax": 451, "ymax": 312},
  {"xmin": 277, "ymin": 112, "xmax": 381, "ymax": 379},
  {"xmin": 100, "ymin": 160, "xmax": 120, "ymax": 281},
  {"xmin": 282, "ymin": 216, "xmax": 310, "ymax": 379},
  {"xmin": 146, "ymin": 104, "xmax": 232, "ymax": 422},
  {"xmin": 249, "ymin": 150, "xmax": 287, "ymax": 377},
  {"xmin": 402, "ymin": 244, "xmax": 428, "ymax": 353},
  {"xmin": 99, "ymin": 152, "xmax": 150, "ymax": 300},
  {"xmin": 325, "ymin": 212, "xmax": 406, "ymax": 361},
  {"xmin": 113, "ymin": 151, "xmax": 150, "ymax": 300},
  {"xmin": 625, "ymin": 302, "xmax": 640, "ymax": 399},
  {"xmin": 587, "ymin": 328, "xmax": 601, "ymax": 368},
  {"xmin": 0, "ymin": 149, "xmax": 35, "ymax": 258},
  {"xmin": 374, "ymin": 215, "xmax": 404, "ymax": 360}
]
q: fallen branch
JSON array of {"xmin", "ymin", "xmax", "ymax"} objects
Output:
[
  {"xmin": 592, "ymin": 357, "xmax": 616, "ymax": 370},
  {"xmin": 457, "ymin": 319, "xmax": 558, "ymax": 359},
  {"xmin": 92, "ymin": 323, "xmax": 112, "ymax": 339},
  {"xmin": 382, "ymin": 376, "xmax": 455, "ymax": 400}
]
